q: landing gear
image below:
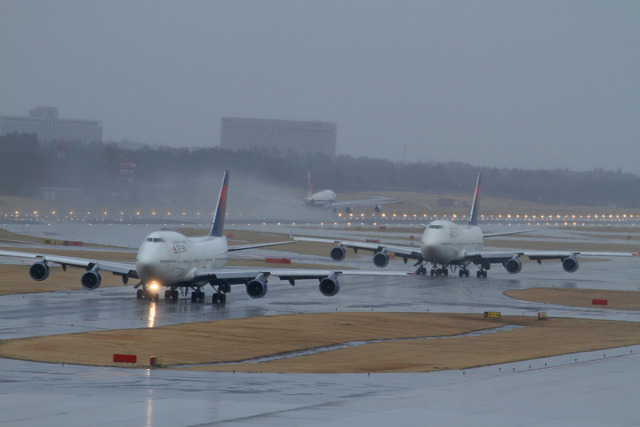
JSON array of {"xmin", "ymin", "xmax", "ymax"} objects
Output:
[
  {"xmin": 476, "ymin": 270, "xmax": 488, "ymax": 278},
  {"xmin": 212, "ymin": 293, "xmax": 226, "ymax": 304},
  {"xmin": 209, "ymin": 280, "xmax": 230, "ymax": 305},
  {"xmin": 164, "ymin": 289, "xmax": 180, "ymax": 301},
  {"xmin": 459, "ymin": 268, "xmax": 470, "ymax": 278},
  {"xmin": 415, "ymin": 264, "xmax": 427, "ymax": 275},
  {"xmin": 191, "ymin": 290, "xmax": 205, "ymax": 303},
  {"xmin": 430, "ymin": 267, "xmax": 449, "ymax": 276}
]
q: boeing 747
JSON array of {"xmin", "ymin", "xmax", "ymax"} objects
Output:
[
  {"xmin": 0, "ymin": 170, "xmax": 407, "ymax": 303},
  {"xmin": 296, "ymin": 174, "xmax": 637, "ymax": 277},
  {"xmin": 305, "ymin": 172, "xmax": 402, "ymax": 213}
]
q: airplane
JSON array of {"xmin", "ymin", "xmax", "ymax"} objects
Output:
[
  {"xmin": 295, "ymin": 173, "xmax": 638, "ymax": 278},
  {"xmin": 0, "ymin": 170, "xmax": 407, "ymax": 304},
  {"xmin": 304, "ymin": 172, "xmax": 402, "ymax": 213}
]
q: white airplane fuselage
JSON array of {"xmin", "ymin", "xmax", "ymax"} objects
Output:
[
  {"xmin": 420, "ymin": 220, "xmax": 483, "ymax": 265},
  {"xmin": 135, "ymin": 231, "xmax": 227, "ymax": 286},
  {"xmin": 305, "ymin": 189, "xmax": 337, "ymax": 207}
]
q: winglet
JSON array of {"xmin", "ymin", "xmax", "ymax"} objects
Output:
[
  {"xmin": 468, "ymin": 173, "xmax": 481, "ymax": 226},
  {"xmin": 209, "ymin": 170, "xmax": 230, "ymax": 237}
]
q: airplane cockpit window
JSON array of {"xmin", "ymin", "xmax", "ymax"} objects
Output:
[
  {"xmin": 145, "ymin": 238, "xmax": 165, "ymax": 243},
  {"xmin": 428, "ymin": 225, "xmax": 444, "ymax": 229}
]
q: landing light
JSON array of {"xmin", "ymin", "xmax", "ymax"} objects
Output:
[{"xmin": 149, "ymin": 281, "xmax": 160, "ymax": 292}]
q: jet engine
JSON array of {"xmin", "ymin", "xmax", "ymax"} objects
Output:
[
  {"xmin": 562, "ymin": 255, "xmax": 579, "ymax": 273},
  {"xmin": 319, "ymin": 276, "xmax": 340, "ymax": 296},
  {"xmin": 81, "ymin": 267, "xmax": 102, "ymax": 290},
  {"xmin": 504, "ymin": 256, "xmax": 522, "ymax": 274},
  {"xmin": 29, "ymin": 261, "xmax": 50, "ymax": 281},
  {"xmin": 373, "ymin": 250, "xmax": 389, "ymax": 268},
  {"xmin": 330, "ymin": 245, "xmax": 346, "ymax": 261},
  {"xmin": 374, "ymin": 204, "xmax": 382, "ymax": 212},
  {"xmin": 246, "ymin": 278, "xmax": 268, "ymax": 298}
]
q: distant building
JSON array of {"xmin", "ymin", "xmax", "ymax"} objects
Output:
[
  {"xmin": 220, "ymin": 117, "xmax": 336, "ymax": 158},
  {"xmin": 0, "ymin": 106, "xmax": 102, "ymax": 143}
]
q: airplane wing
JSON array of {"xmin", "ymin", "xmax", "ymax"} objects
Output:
[
  {"xmin": 192, "ymin": 267, "xmax": 409, "ymax": 283},
  {"xmin": 483, "ymin": 229, "xmax": 536, "ymax": 238},
  {"xmin": 463, "ymin": 249, "xmax": 637, "ymax": 262},
  {"xmin": 329, "ymin": 197, "xmax": 402, "ymax": 209},
  {"xmin": 0, "ymin": 250, "xmax": 138, "ymax": 279},
  {"xmin": 459, "ymin": 248, "xmax": 637, "ymax": 274},
  {"xmin": 293, "ymin": 236, "xmax": 423, "ymax": 263},
  {"xmin": 228, "ymin": 241, "xmax": 296, "ymax": 252}
]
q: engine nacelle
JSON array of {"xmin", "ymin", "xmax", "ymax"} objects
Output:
[
  {"xmin": 345, "ymin": 206, "xmax": 353, "ymax": 213},
  {"xmin": 374, "ymin": 204, "xmax": 382, "ymax": 212},
  {"xmin": 81, "ymin": 268, "xmax": 102, "ymax": 290},
  {"xmin": 330, "ymin": 245, "xmax": 346, "ymax": 261},
  {"xmin": 319, "ymin": 276, "xmax": 340, "ymax": 296},
  {"xmin": 373, "ymin": 251, "xmax": 389, "ymax": 268},
  {"xmin": 562, "ymin": 255, "xmax": 579, "ymax": 273},
  {"xmin": 29, "ymin": 261, "xmax": 50, "ymax": 281},
  {"xmin": 504, "ymin": 256, "xmax": 522, "ymax": 274},
  {"xmin": 246, "ymin": 279, "xmax": 268, "ymax": 298}
]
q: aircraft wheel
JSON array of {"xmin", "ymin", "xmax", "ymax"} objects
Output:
[
  {"xmin": 459, "ymin": 270, "xmax": 465, "ymax": 277},
  {"xmin": 165, "ymin": 290, "xmax": 172, "ymax": 300},
  {"xmin": 191, "ymin": 292, "xmax": 198, "ymax": 302},
  {"xmin": 430, "ymin": 269, "xmax": 435, "ymax": 276},
  {"xmin": 171, "ymin": 290, "xmax": 179, "ymax": 300},
  {"xmin": 465, "ymin": 270, "xmax": 470, "ymax": 277},
  {"xmin": 136, "ymin": 289, "xmax": 144, "ymax": 299},
  {"xmin": 476, "ymin": 271, "xmax": 482, "ymax": 278},
  {"xmin": 443, "ymin": 269, "xmax": 448, "ymax": 276}
]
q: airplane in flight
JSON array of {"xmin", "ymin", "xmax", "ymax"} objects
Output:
[
  {"xmin": 0, "ymin": 170, "xmax": 407, "ymax": 303},
  {"xmin": 296, "ymin": 173, "xmax": 637, "ymax": 277},
  {"xmin": 304, "ymin": 172, "xmax": 402, "ymax": 213}
]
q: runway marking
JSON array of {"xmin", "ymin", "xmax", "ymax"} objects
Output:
[{"xmin": 174, "ymin": 324, "xmax": 523, "ymax": 368}]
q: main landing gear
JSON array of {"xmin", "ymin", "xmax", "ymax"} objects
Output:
[
  {"xmin": 210, "ymin": 280, "xmax": 231, "ymax": 305},
  {"xmin": 414, "ymin": 263, "xmax": 474, "ymax": 278}
]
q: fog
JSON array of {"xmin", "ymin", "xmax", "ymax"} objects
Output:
[{"xmin": 1, "ymin": 1, "xmax": 639, "ymax": 173}]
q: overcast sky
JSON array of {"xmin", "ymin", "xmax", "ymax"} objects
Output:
[{"xmin": 1, "ymin": 1, "xmax": 638, "ymax": 173}]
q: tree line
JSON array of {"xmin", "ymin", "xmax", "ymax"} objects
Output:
[{"xmin": 2, "ymin": 132, "xmax": 640, "ymax": 207}]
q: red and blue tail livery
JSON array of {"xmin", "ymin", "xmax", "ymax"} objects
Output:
[
  {"xmin": 468, "ymin": 173, "xmax": 481, "ymax": 226},
  {"xmin": 209, "ymin": 169, "xmax": 229, "ymax": 237}
]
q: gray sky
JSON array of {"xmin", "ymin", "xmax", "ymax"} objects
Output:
[{"xmin": 1, "ymin": 1, "xmax": 638, "ymax": 173}]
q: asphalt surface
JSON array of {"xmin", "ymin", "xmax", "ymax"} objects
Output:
[{"xmin": 1, "ymin": 223, "xmax": 639, "ymax": 426}]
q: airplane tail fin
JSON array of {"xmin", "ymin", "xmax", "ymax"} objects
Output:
[
  {"xmin": 468, "ymin": 173, "xmax": 481, "ymax": 226},
  {"xmin": 209, "ymin": 169, "xmax": 230, "ymax": 237},
  {"xmin": 307, "ymin": 171, "xmax": 312, "ymax": 197}
]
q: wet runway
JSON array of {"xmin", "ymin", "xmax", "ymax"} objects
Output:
[{"xmin": 1, "ymin": 223, "xmax": 639, "ymax": 425}]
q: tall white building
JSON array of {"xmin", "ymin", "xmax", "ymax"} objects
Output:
[
  {"xmin": 1, "ymin": 106, "xmax": 102, "ymax": 143},
  {"xmin": 220, "ymin": 117, "xmax": 336, "ymax": 158}
]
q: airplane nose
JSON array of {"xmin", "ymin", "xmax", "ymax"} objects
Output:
[{"xmin": 136, "ymin": 262, "xmax": 156, "ymax": 280}]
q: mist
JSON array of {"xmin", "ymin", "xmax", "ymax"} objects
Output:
[{"xmin": 1, "ymin": 1, "xmax": 639, "ymax": 174}]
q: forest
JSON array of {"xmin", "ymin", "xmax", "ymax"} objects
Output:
[{"xmin": 2, "ymin": 132, "xmax": 640, "ymax": 208}]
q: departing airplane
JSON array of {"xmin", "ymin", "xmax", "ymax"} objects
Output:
[
  {"xmin": 296, "ymin": 173, "xmax": 638, "ymax": 277},
  {"xmin": 0, "ymin": 170, "xmax": 407, "ymax": 303},
  {"xmin": 304, "ymin": 172, "xmax": 402, "ymax": 213}
]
